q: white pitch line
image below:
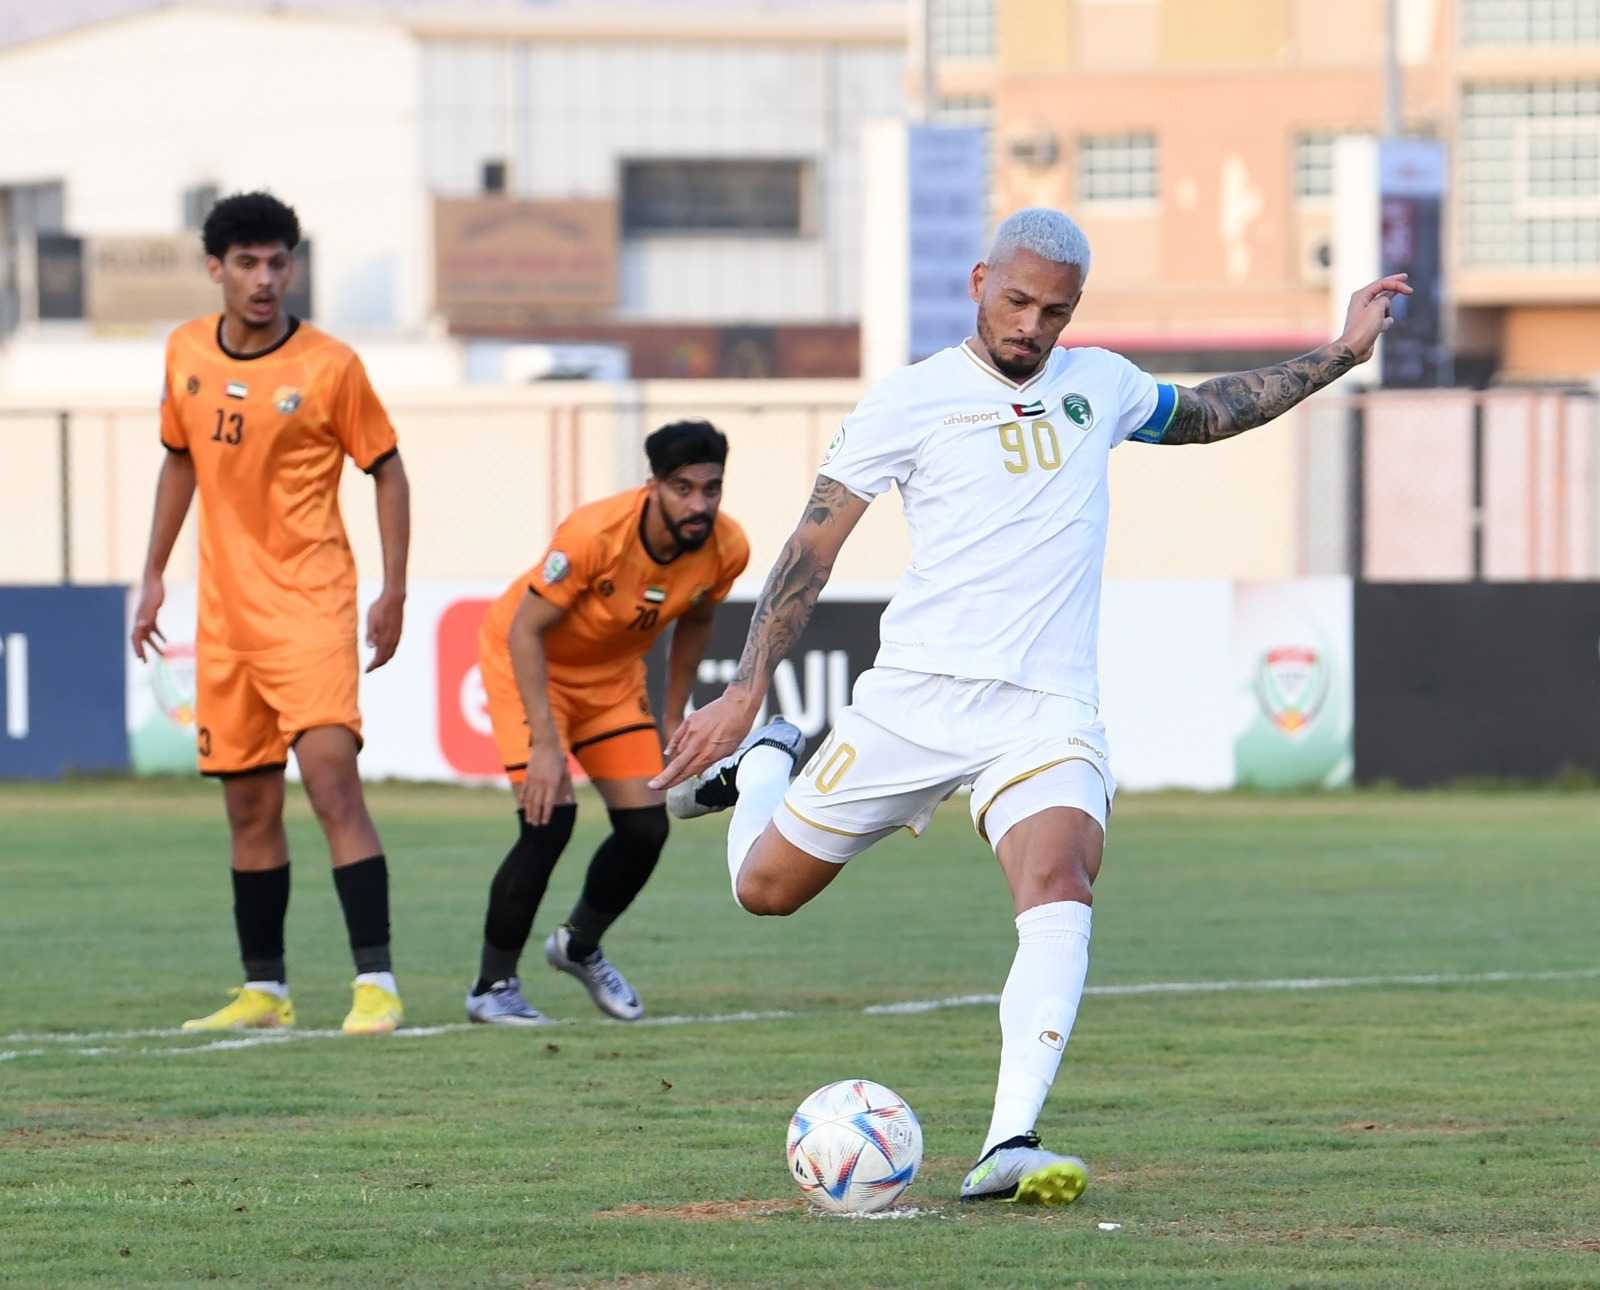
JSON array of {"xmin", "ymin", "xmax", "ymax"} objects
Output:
[
  {"xmin": 3, "ymin": 966, "xmax": 1595, "ymax": 1062},
  {"xmin": 862, "ymin": 966, "xmax": 1600, "ymax": 1015}
]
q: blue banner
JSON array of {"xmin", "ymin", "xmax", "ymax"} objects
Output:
[{"xmin": 0, "ymin": 586, "xmax": 129, "ymax": 779}]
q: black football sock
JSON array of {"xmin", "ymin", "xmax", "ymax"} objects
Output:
[
  {"xmin": 479, "ymin": 804, "xmax": 577, "ymax": 985},
  {"xmin": 332, "ymin": 854, "xmax": 391, "ymax": 975},
  {"xmin": 233, "ymin": 865, "xmax": 290, "ymax": 984},
  {"xmin": 563, "ymin": 806, "xmax": 669, "ymax": 959}
]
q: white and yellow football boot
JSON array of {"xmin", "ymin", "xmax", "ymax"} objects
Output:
[
  {"xmin": 959, "ymin": 1132, "xmax": 1088, "ymax": 1205},
  {"xmin": 181, "ymin": 986, "xmax": 295, "ymax": 1032}
]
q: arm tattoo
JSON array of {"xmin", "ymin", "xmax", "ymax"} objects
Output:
[
  {"xmin": 1163, "ymin": 343, "xmax": 1357, "ymax": 445},
  {"xmin": 732, "ymin": 477, "xmax": 852, "ymax": 689}
]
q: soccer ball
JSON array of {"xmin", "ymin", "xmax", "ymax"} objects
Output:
[{"xmin": 785, "ymin": 1078, "xmax": 923, "ymax": 1214}]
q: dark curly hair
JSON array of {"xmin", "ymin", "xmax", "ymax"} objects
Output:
[
  {"xmin": 645, "ymin": 419, "xmax": 729, "ymax": 479},
  {"xmin": 201, "ymin": 191, "xmax": 300, "ymax": 260}
]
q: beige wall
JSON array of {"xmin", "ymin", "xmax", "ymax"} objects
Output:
[
  {"xmin": 3, "ymin": 378, "xmax": 1317, "ymax": 588},
  {"xmin": 8, "ymin": 382, "xmax": 1591, "ymax": 590}
]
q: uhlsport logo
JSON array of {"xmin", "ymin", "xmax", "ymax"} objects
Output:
[
  {"xmin": 943, "ymin": 409, "xmax": 1003, "ymax": 426},
  {"xmin": 1061, "ymin": 393, "xmax": 1095, "ymax": 430},
  {"xmin": 1253, "ymin": 645, "xmax": 1329, "ymax": 735}
]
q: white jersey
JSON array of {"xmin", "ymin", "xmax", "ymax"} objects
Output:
[{"xmin": 818, "ymin": 341, "xmax": 1176, "ymax": 706}]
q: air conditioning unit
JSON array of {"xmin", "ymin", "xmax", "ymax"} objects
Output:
[
  {"xmin": 1297, "ymin": 229, "xmax": 1333, "ymax": 286},
  {"xmin": 1007, "ymin": 132, "xmax": 1060, "ymax": 170}
]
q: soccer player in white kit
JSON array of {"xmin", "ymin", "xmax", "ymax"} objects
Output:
[{"xmin": 652, "ymin": 208, "xmax": 1410, "ymax": 1204}]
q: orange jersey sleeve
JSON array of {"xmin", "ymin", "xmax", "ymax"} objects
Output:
[
  {"xmin": 159, "ymin": 339, "xmax": 187, "ymax": 451},
  {"xmin": 329, "ymin": 354, "xmax": 398, "ymax": 472},
  {"xmin": 527, "ymin": 511, "xmax": 608, "ymax": 611}
]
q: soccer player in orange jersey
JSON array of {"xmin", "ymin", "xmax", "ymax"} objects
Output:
[
  {"xmin": 130, "ymin": 192, "xmax": 411, "ymax": 1037},
  {"xmin": 466, "ymin": 421, "xmax": 749, "ymax": 1024}
]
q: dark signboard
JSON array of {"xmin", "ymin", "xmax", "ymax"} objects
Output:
[
  {"xmin": 646, "ymin": 597, "xmax": 888, "ymax": 761},
  {"xmin": 1353, "ymin": 582, "xmax": 1600, "ymax": 784}
]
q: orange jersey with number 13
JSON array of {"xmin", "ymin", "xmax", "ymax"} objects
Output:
[{"xmin": 160, "ymin": 316, "xmax": 397, "ymax": 653}]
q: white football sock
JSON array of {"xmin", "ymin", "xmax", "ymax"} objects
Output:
[
  {"xmin": 244, "ymin": 979, "xmax": 288, "ymax": 999},
  {"xmin": 980, "ymin": 899, "xmax": 1092, "ymax": 1157},
  {"xmin": 726, "ymin": 745, "xmax": 793, "ymax": 906},
  {"xmin": 354, "ymin": 971, "xmax": 397, "ymax": 994}
]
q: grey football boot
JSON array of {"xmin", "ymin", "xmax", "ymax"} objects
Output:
[
  {"xmin": 665, "ymin": 717, "xmax": 806, "ymax": 819},
  {"xmin": 465, "ymin": 978, "xmax": 550, "ymax": 1027},
  {"xmin": 544, "ymin": 926, "xmax": 644, "ymax": 1022},
  {"xmin": 959, "ymin": 1132, "xmax": 1088, "ymax": 1205}
]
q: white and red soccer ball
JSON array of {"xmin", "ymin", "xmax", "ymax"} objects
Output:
[{"xmin": 785, "ymin": 1079, "xmax": 923, "ymax": 1214}]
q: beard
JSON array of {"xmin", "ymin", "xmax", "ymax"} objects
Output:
[
  {"xmin": 975, "ymin": 311, "xmax": 1044, "ymax": 381},
  {"xmin": 665, "ymin": 513, "xmax": 713, "ymax": 551}
]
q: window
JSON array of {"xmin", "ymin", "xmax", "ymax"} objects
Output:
[
  {"xmin": 621, "ymin": 160, "xmax": 811, "ymax": 236},
  {"xmin": 929, "ymin": 0, "xmax": 995, "ymax": 60},
  {"xmin": 1460, "ymin": 81, "xmax": 1600, "ymax": 267},
  {"xmin": 1078, "ymin": 133, "xmax": 1158, "ymax": 204},
  {"xmin": 1522, "ymin": 120, "xmax": 1600, "ymax": 206},
  {"xmin": 1461, "ymin": 0, "xmax": 1600, "ymax": 46},
  {"xmin": 1294, "ymin": 132, "xmax": 1337, "ymax": 202}
]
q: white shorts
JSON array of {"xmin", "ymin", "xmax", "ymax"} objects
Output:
[{"xmin": 775, "ymin": 667, "xmax": 1116, "ymax": 864}]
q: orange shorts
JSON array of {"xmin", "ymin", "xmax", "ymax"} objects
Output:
[
  {"xmin": 480, "ymin": 650, "xmax": 662, "ymax": 784},
  {"xmin": 195, "ymin": 638, "xmax": 362, "ymax": 776}
]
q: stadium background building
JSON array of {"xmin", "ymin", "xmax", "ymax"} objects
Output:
[
  {"xmin": 0, "ymin": 0, "xmax": 906, "ymax": 380},
  {"xmin": 926, "ymin": 0, "xmax": 1600, "ymax": 384}
]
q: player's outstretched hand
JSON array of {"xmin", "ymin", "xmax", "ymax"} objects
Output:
[
  {"xmin": 131, "ymin": 572, "xmax": 166, "ymax": 662},
  {"xmin": 1337, "ymin": 273, "xmax": 1413, "ymax": 364},
  {"xmin": 365, "ymin": 586, "xmax": 405, "ymax": 673},
  {"xmin": 518, "ymin": 742, "xmax": 572, "ymax": 827},
  {"xmin": 650, "ymin": 692, "xmax": 759, "ymax": 790}
]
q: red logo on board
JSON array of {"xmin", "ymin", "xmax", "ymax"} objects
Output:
[{"xmin": 436, "ymin": 599, "xmax": 499, "ymax": 776}]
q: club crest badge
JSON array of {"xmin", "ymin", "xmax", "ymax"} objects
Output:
[
  {"xmin": 274, "ymin": 386, "xmax": 302, "ymax": 414},
  {"xmin": 1254, "ymin": 645, "xmax": 1329, "ymax": 735},
  {"xmin": 821, "ymin": 425, "xmax": 845, "ymax": 465},
  {"xmin": 542, "ymin": 550, "xmax": 570, "ymax": 584},
  {"xmin": 1061, "ymin": 393, "xmax": 1095, "ymax": 430}
]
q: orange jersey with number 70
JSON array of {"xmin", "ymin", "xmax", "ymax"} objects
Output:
[
  {"xmin": 159, "ymin": 315, "xmax": 398, "ymax": 653},
  {"xmin": 480, "ymin": 486, "xmax": 749, "ymax": 705}
]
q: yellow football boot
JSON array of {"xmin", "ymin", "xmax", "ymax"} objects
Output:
[
  {"xmin": 342, "ymin": 979, "xmax": 404, "ymax": 1036},
  {"xmin": 181, "ymin": 986, "xmax": 295, "ymax": 1032}
]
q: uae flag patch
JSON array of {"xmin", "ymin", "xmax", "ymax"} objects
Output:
[
  {"xmin": 643, "ymin": 587, "xmax": 667, "ymax": 604},
  {"xmin": 225, "ymin": 382, "xmax": 248, "ymax": 400},
  {"xmin": 1011, "ymin": 399, "xmax": 1046, "ymax": 417}
]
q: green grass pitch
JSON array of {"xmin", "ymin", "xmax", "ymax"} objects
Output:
[{"xmin": 2, "ymin": 781, "xmax": 1598, "ymax": 1288}]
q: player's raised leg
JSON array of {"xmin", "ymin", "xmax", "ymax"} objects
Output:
[
  {"xmin": 182, "ymin": 766, "xmax": 297, "ymax": 1031},
  {"xmin": 960, "ymin": 763, "xmax": 1104, "ymax": 1205},
  {"xmin": 296, "ymin": 723, "xmax": 403, "ymax": 1036},
  {"xmin": 664, "ymin": 717, "xmax": 812, "ymax": 903}
]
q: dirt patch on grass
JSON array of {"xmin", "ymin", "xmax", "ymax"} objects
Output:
[
  {"xmin": 1338, "ymin": 1120, "xmax": 1505, "ymax": 1135},
  {"xmin": 598, "ymin": 1198, "xmax": 805, "ymax": 1222}
]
